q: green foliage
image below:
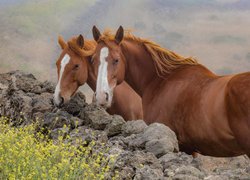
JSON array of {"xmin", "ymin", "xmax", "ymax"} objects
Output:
[{"xmin": 0, "ymin": 116, "xmax": 118, "ymax": 180}]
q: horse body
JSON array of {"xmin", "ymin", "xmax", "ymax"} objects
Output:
[
  {"xmin": 54, "ymin": 35, "xmax": 143, "ymax": 121},
  {"xmin": 107, "ymin": 82, "xmax": 143, "ymax": 120},
  {"xmin": 226, "ymin": 72, "xmax": 250, "ymax": 156},
  {"xmin": 91, "ymin": 26, "xmax": 250, "ymax": 157},
  {"xmin": 123, "ymin": 42, "xmax": 244, "ymax": 156},
  {"xmin": 142, "ymin": 65, "xmax": 243, "ymax": 156}
]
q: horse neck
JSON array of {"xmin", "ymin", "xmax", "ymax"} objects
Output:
[
  {"xmin": 121, "ymin": 40, "xmax": 159, "ymax": 96},
  {"xmin": 86, "ymin": 58, "xmax": 96, "ymax": 91}
]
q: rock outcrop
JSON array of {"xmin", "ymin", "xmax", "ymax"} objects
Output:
[{"xmin": 0, "ymin": 71, "xmax": 249, "ymax": 179}]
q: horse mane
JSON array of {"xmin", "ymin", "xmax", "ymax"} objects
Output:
[
  {"xmin": 99, "ymin": 29, "xmax": 198, "ymax": 77},
  {"xmin": 67, "ymin": 36, "xmax": 96, "ymax": 57}
]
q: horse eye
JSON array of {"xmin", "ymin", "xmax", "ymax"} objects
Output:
[
  {"xmin": 113, "ymin": 59, "xmax": 119, "ymax": 65},
  {"xmin": 73, "ymin": 64, "xmax": 80, "ymax": 70}
]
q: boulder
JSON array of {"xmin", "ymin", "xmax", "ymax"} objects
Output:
[
  {"xmin": 122, "ymin": 119, "xmax": 147, "ymax": 136},
  {"xmin": 127, "ymin": 123, "xmax": 179, "ymax": 157},
  {"xmin": 105, "ymin": 115, "xmax": 126, "ymax": 137}
]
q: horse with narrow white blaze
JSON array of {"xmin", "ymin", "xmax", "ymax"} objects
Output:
[
  {"xmin": 53, "ymin": 34, "xmax": 143, "ymax": 121},
  {"xmin": 54, "ymin": 54, "xmax": 70, "ymax": 106}
]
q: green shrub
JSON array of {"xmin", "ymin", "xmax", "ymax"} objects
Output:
[{"xmin": 0, "ymin": 116, "xmax": 118, "ymax": 180}]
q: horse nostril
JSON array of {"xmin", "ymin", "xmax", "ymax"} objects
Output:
[
  {"xmin": 58, "ymin": 97, "xmax": 64, "ymax": 107},
  {"xmin": 61, "ymin": 97, "xmax": 64, "ymax": 104},
  {"xmin": 100, "ymin": 103, "xmax": 105, "ymax": 107},
  {"xmin": 105, "ymin": 92, "xmax": 109, "ymax": 101}
]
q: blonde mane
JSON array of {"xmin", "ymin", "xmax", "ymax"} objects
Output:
[
  {"xmin": 99, "ymin": 29, "xmax": 198, "ymax": 77},
  {"xmin": 67, "ymin": 36, "xmax": 96, "ymax": 57}
]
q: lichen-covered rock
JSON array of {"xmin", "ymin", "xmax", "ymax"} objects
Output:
[
  {"xmin": 159, "ymin": 152, "xmax": 198, "ymax": 170},
  {"xmin": 61, "ymin": 92, "xmax": 87, "ymax": 117},
  {"xmin": 173, "ymin": 165, "xmax": 205, "ymax": 179},
  {"xmin": 126, "ymin": 123, "xmax": 179, "ymax": 157},
  {"xmin": 69, "ymin": 126, "xmax": 108, "ymax": 144},
  {"xmin": 111, "ymin": 150, "xmax": 163, "ymax": 179},
  {"xmin": 84, "ymin": 108, "xmax": 112, "ymax": 130},
  {"xmin": 42, "ymin": 110, "xmax": 83, "ymax": 130},
  {"xmin": 0, "ymin": 70, "xmax": 249, "ymax": 180},
  {"xmin": 122, "ymin": 119, "xmax": 147, "ymax": 136},
  {"xmin": 134, "ymin": 165, "xmax": 164, "ymax": 180},
  {"xmin": 105, "ymin": 115, "xmax": 126, "ymax": 137},
  {"xmin": 0, "ymin": 71, "xmax": 54, "ymax": 124}
]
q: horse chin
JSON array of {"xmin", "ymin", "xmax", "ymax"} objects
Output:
[
  {"xmin": 106, "ymin": 99, "xmax": 112, "ymax": 108},
  {"xmin": 95, "ymin": 96, "xmax": 113, "ymax": 109}
]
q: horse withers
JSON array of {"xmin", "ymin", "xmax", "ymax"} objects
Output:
[
  {"xmin": 91, "ymin": 26, "xmax": 250, "ymax": 157},
  {"xmin": 53, "ymin": 34, "xmax": 143, "ymax": 121}
]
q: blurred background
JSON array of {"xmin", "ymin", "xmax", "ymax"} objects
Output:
[{"xmin": 0, "ymin": 0, "xmax": 250, "ymax": 101}]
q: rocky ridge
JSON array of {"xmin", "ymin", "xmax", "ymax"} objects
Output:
[{"xmin": 0, "ymin": 71, "xmax": 249, "ymax": 180}]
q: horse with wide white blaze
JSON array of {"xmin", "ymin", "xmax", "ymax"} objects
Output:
[
  {"xmin": 91, "ymin": 26, "xmax": 250, "ymax": 157},
  {"xmin": 53, "ymin": 34, "xmax": 143, "ymax": 121}
]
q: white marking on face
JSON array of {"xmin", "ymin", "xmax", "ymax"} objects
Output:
[
  {"xmin": 95, "ymin": 47, "xmax": 113, "ymax": 106},
  {"xmin": 53, "ymin": 54, "xmax": 70, "ymax": 105}
]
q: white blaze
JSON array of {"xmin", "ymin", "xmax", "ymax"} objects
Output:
[
  {"xmin": 96, "ymin": 47, "xmax": 113, "ymax": 106},
  {"xmin": 54, "ymin": 54, "xmax": 70, "ymax": 105}
]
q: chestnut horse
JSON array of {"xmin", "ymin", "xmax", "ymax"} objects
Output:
[
  {"xmin": 91, "ymin": 26, "xmax": 250, "ymax": 157},
  {"xmin": 53, "ymin": 34, "xmax": 143, "ymax": 121}
]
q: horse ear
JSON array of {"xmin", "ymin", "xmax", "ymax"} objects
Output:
[
  {"xmin": 76, "ymin": 34, "xmax": 84, "ymax": 49},
  {"xmin": 92, "ymin": 25, "xmax": 101, "ymax": 42},
  {"xmin": 115, "ymin": 26, "xmax": 124, "ymax": 44},
  {"xmin": 58, "ymin": 35, "xmax": 67, "ymax": 49}
]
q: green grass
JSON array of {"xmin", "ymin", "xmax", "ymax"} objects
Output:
[{"xmin": 0, "ymin": 116, "xmax": 118, "ymax": 180}]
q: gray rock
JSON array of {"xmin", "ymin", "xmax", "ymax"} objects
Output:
[
  {"xmin": 1, "ymin": 71, "xmax": 250, "ymax": 180},
  {"xmin": 160, "ymin": 153, "xmax": 180, "ymax": 170},
  {"xmin": 204, "ymin": 175, "xmax": 229, "ymax": 180},
  {"xmin": 38, "ymin": 81, "xmax": 55, "ymax": 93},
  {"xmin": 69, "ymin": 126, "xmax": 108, "ymax": 144},
  {"xmin": 127, "ymin": 123, "xmax": 179, "ymax": 157},
  {"xmin": 159, "ymin": 152, "xmax": 200, "ymax": 172},
  {"xmin": 142, "ymin": 123, "xmax": 178, "ymax": 146},
  {"xmin": 42, "ymin": 110, "xmax": 83, "ymax": 130},
  {"xmin": 174, "ymin": 165, "xmax": 205, "ymax": 179},
  {"xmin": 84, "ymin": 108, "xmax": 112, "ymax": 130},
  {"xmin": 134, "ymin": 165, "xmax": 164, "ymax": 180},
  {"xmin": 105, "ymin": 115, "xmax": 126, "ymax": 137},
  {"xmin": 61, "ymin": 92, "xmax": 87, "ymax": 117},
  {"xmin": 9, "ymin": 71, "xmax": 40, "ymax": 93},
  {"xmin": 122, "ymin": 119, "xmax": 147, "ymax": 136},
  {"xmin": 145, "ymin": 137, "xmax": 177, "ymax": 158},
  {"xmin": 172, "ymin": 174, "xmax": 201, "ymax": 180},
  {"xmin": 107, "ymin": 135, "xmax": 129, "ymax": 150},
  {"xmin": 50, "ymin": 127, "xmax": 70, "ymax": 140},
  {"xmin": 111, "ymin": 151, "xmax": 163, "ymax": 179},
  {"xmin": 0, "ymin": 71, "xmax": 54, "ymax": 125},
  {"xmin": 1, "ymin": 89, "xmax": 34, "ymax": 125},
  {"xmin": 31, "ymin": 93, "xmax": 53, "ymax": 113}
]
